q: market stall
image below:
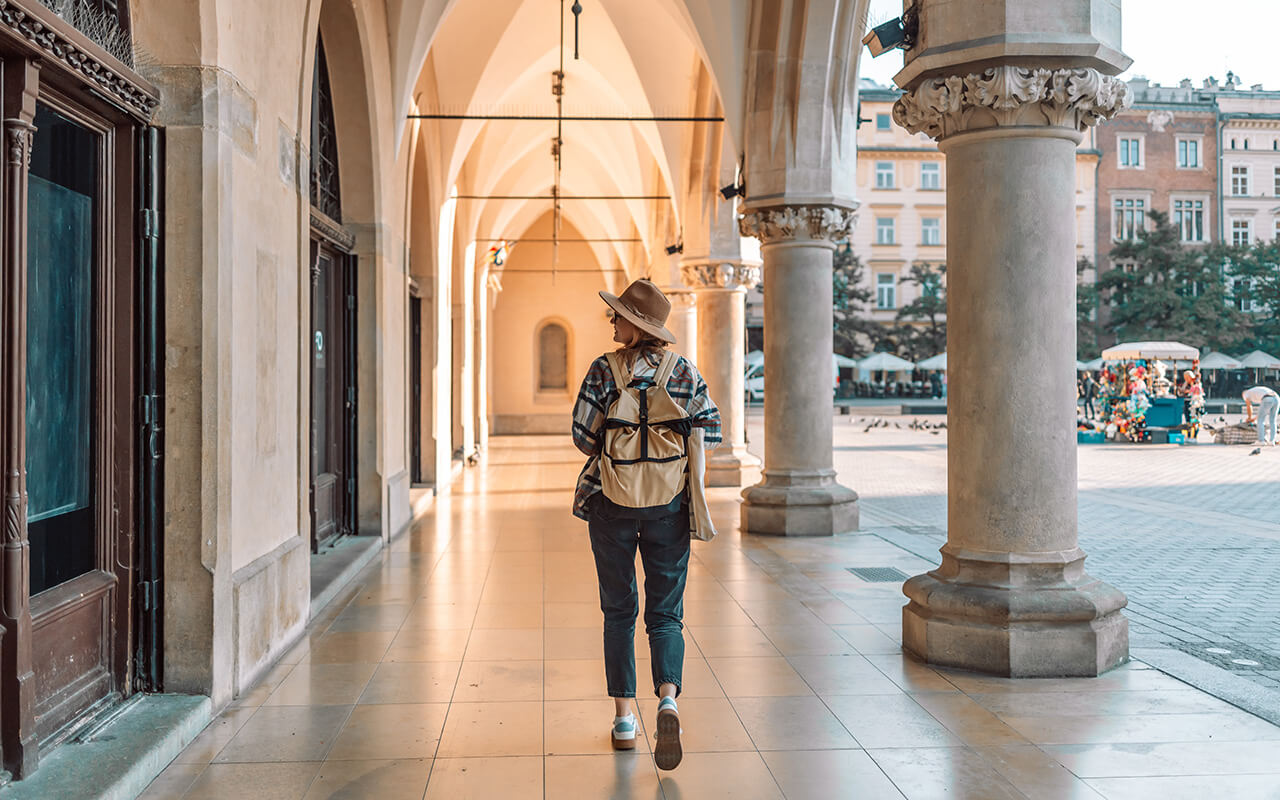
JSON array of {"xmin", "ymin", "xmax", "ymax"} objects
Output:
[{"xmin": 1080, "ymin": 341, "xmax": 1202, "ymax": 443}]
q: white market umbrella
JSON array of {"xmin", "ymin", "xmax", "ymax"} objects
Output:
[
  {"xmin": 1199, "ymin": 351, "xmax": 1243, "ymax": 370},
  {"xmin": 745, "ymin": 350, "xmax": 764, "ymax": 367},
  {"xmin": 1237, "ymin": 350, "xmax": 1280, "ymax": 369},
  {"xmin": 1080, "ymin": 357, "xmax": 1105, "ymax": 371},
  {"xmin": 833, "ymin": 354, "xmax": 860, "ymax": 368},
  {"xmin": 917, "ymin": 353, "xmax": 947, "ymax": 370},
  {"xmin": 1101, "ymin": 341, "xmax": 1200, "ymax": 361},
  {"xmin": 857, "ymin": 352, "xmax": 916, "ymax": 372}
]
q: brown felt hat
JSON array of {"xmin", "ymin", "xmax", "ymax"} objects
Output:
[{"xmin": 599, "ymin": 279, "xmax": 677, "ymax": 344}]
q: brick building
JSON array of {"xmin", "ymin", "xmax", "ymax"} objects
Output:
[{"xmin": 1093, "ymin": 78, "xmax": 1220, "ymax": 278}]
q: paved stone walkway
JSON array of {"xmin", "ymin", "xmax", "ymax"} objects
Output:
[{"xmin": 770, "ymin": 412, "xmax": 1280, "ymax": 696}]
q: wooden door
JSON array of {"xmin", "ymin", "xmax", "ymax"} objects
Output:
[
  {"xmin": 410, "ymin": 295, "xmax": 422, "ymax": 484},
  {"xmin": 309, "ymin": 241, "xmax": 355, "ymax": 550},
  {"xmin": 18, "ymin": 93, "xmax": 137, "ymax": 757}
]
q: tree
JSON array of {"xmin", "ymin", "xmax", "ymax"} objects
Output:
[
  {"xmin": 1211, "ymin": 238, "xmax": 1280, "ymax": 354},
  {"xmin": 894, "ymin": 261, "xmax": 947, "ymax": 359},
  {"xmin": 832, "ymin": 243, "xmax": 879, "ymax": 357},
  {"xmin": 1077, "ymin": 257, "xmax": 1100, "ymax": 360},
  {"xmin": 1098, "ymin": 210, "xmax": 1251, "ymax": 353}
]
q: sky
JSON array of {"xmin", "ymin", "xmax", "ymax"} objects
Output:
[{"xmin": 859, "ymin": 0, "xmax": 1280, "ymax": 91}]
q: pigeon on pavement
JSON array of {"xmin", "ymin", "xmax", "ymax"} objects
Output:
[{"xmin": 1250, "ymin": 448, "xmax": 1262, "ymax": 456}]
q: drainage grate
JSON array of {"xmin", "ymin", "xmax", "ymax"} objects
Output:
[
  {"xmin": 1167, "ymin": 641, "xmax": 1280, "ymax": 671},
  {"xmin": 896, "ymin": 525, "xmax": 945, "ymax": 536},
  {"xmin": 847, "ymin": 566, "xmax": 911, "ymax": 582}
]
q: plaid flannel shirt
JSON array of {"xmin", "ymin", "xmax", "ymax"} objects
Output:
[{"xmin": 572, "ymin": 352, "xmax": 722, "ymax": 520}]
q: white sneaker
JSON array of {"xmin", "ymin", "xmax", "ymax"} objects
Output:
[{"xmin": 610, "ymin": 713, "xmax": 636, "ymax": 751}]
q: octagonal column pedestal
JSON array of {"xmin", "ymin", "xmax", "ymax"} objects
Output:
[
  {"xmin": 892, "ymin": 66, "xmax": 1133, "ymax": 676},
  {"xmin": 737, "ymin": 205, "xmax": 859, "ymax": 536},
  {"xmin": 681, "ymin": 261, "xmax": 762, "ymax": 487}
]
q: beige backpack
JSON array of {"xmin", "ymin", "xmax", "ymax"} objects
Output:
[{"xmin": 599, "ymin": 350, "xmax": 690, "ymax": 510}]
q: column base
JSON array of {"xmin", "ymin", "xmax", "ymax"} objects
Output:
[
  {"xmin": 705, "ymin": 445, "xmax": 761, "ymax": 488},
  {"xmin": 740, "ymin": 469, "xmax": 858, "ymax": 536},
  {"xmin": 902, "ymin": 544, "xmax": 1129, "ymax": 677}
]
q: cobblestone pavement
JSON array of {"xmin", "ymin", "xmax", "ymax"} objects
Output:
[{"xmin": 746, "ymin": 411, "xmax": 1280, "ymax": 692}]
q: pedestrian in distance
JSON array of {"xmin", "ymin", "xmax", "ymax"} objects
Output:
[
  {"xmin": 571, "ymin": 279, "xmax": 722, "ymax": 771},
  {"xmin": 1242, "ymin": 384, "xmax": 1280, "ymax": 446},
  {"xmin": 1083, "ymin": 371, "xmax": 1099, "ymax": 420}
]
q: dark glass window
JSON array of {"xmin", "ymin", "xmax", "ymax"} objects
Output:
[
  {"xmin": 27, "ymin": 104, "xmax": 100, "ymax": 595},
  {"xmin": 310, "ymin": 36, "xmax": 342, "ymax": 221},
  {"xmin": 538, "ymin": 323, "xmax": 569, "ymax": 390}
]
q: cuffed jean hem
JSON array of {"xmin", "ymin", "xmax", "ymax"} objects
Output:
[
  {"xmin": 653, "ymin": 678, "xmax": 682, "ymax": 699},
  {"xmin": 607, "ymin": 691, "xmax": 637, "ymax": 699}
]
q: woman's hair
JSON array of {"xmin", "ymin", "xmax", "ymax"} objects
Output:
[{"xmin": 616, "ymin": 331, "xmax": 669, "ymax": 373}]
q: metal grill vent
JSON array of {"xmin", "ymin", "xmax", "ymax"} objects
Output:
[{"xmin": 847, "ymin": 566, "xmax": 910, "ymax": 582}]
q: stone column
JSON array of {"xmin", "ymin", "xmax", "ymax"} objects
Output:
[
  {"xmin": 681, "ymin": 260, "xmax": 762, "ymax": 487},
  {"xmin": 894, "ymin": 67, "xmax": 1132, "ymax": 676},
  {"xmin": 738, "ymin": 206, "xmax": 859, "ymax": 536},
  {"xmin": 664, "ymin": 288, "xmax": 698, "ymax": 362}
]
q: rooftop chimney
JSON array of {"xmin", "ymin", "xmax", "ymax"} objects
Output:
[
  {"xmin": 1252, "ymin": 83, "xmax": 1264, "ymax": 91},
  {"xmin": 1180, "ymin": 78, "xmax": 1192, "ymax": 88}
]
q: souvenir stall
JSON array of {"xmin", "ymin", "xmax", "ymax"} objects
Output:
[{"xmin": 1079, "ymin": 341, "xmax": 1202, "ymax": 443}]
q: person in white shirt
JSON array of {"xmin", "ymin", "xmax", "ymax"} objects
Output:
[{"xmin": 1242, "ymin": 385, "xmax": 1280, "ymax": 446}]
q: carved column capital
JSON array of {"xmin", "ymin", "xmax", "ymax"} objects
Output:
[
  {"xmin": 679, "ymin": 260, "xmax": 761, "ymax": 291},
  {"xmin": 663, "ymin": 287, "xmax": 698, "ymax": 309},
  {"xmin": 4, "ymin": 120, "xmax": 34, "ymax": 169},
  {"xmin": 892, "ymin": 66, "xmax": 1133, "ymax": 140},
  {"xmin": 737, "ymin": 203, "xmax": 858, "ymax": 246}
]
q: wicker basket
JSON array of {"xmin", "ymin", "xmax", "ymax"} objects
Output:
[{"xmin": 1214, "ymin": 422, "xmax": 1258, "ymax": 445}]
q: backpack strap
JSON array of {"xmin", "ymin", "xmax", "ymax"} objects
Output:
[
  {"xmin": 654, "ymin": 350, "xmax": 679, "ymax": 390},
  {"xmin": 604, "ymin": 351, "xmax": 631, "ymax": 392}
]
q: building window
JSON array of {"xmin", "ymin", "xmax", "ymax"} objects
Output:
[
  {"xmin": 1231, "ymin": 166, "xmax": 1250, "ymax": 196},
  {"xmin": 1231, "ymin": 138, "xmax": 1237, "ymax": 149},
  {"xmin": 876, "ymin": 273, "xmax": 896, "ymax": 310},
  {"xmin": 921, "ymin": 162, "xmax": 941, "ymax": 190},
  {"xmin": 1275, "ymin": 217, "xmax": 1280, "ymax": 241},
  {"xmin": 1173, "ymin": 199, "xmax": 1205, "ymax": 242},
  {"xmin": 922, "ymin": 217, "xmax": 941, "ymax": 245},
  {"xmin": 310, "ymin": 35, "xmax": 343, "ymax": 222},
  {"xmin": 1113, "ymin": 198, "xmax": 1146, "ymax": 241},
  {"xmin": 1232, "ymin": 219, "xmax": 1252, "ymax": 247},
  {"xmin": 875, "ymin": 162, "xmax": 895, "ymax": 189},
  {"xmin": 537, "ymin": 322, "xmax": 569, "ymax": 390},
  {"xmin": 875, "ymin": 217, "xmax": 895, "ymax": 245},
  {"xmin": 876, "ymin": 113, "xmax": 891, "ymax": 131},
  {"xmin": 1274, "ymin": 166, "xmax": 1280, "ymax": 196},
  {"xmin": 1118, "ymin": 137, "xmax": 1142, "ymax": 168},
  {"xmin": 1176, "ymin": 138, "xmax": 1200, "ymax": 168}
]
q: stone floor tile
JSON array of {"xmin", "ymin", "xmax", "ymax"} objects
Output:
[
  {"xmin": 543, "ymin": 754, "xmax": 665, "ymax": 798},
  {"xmin": 1084, "ymin": 774, "xmax": 1280, "ymax": 800},
  {"xmin": 867, "ymin": 746, "xmax": 1025, "ymax": 800},
  {"xmin": 358, "ymin": 660, "xmax": 460, "ymax": 705},
  {"xmin": 473, "ymin": 602, "xmax": 545, "ymax": 629},
  {"xmin": 464, "ymin": 628, "xmax": 544, "ymax": 661},
  {"xmin": 137, "ymin": 761, "xmax": 206, "ymax": 799},
  {"xmin": 760, "ymin": 749, "xmax": 906, "ymax": 800},
  {"xmin": 213, "ymin": 705, "xmax": 351, "ymax": 763},
  {"xmin": 788, "ymin": 654, "xmax": 903, "ymax": 695},
  {"xmin": 545, "ymin": 698, "xmax": 652, "ymax": 755},
  {"xmin": 830, "ymin": 624, "xmax": 905, "ymax": 655},
  {"xmin": 326, "ymin": 703, "xmax": 449, "ymax": 761},
  {"xmin": 452, "ymin": 659, "xmax": 544, "ymax": 702},
  {"xmin": 174, "ymin": 706, "xmax": 259, "ymax": 764},
  {"xmin": 1001, "ymin": 710, "xmax": 1280, "ymax": 745},
  {"xmin": 304, "ymin": 631, "xmax": 398, "ymax": 665},
  {"xmin": 651, "ymin": 751, "xmax": 783, "ymax": 800},
  {"xmin": 422, "ymin": 756, "xmax": 543, "ymax": 800},
  {"xmin": 909, "ymin": 693, "xmax": 1032, "ymax": 747},
  {"xmin": 263, "ymin": 663, "xmax": 378, "ymax": 707},
  {"xmin": 968, "ymin": 689, "xmax": 1236, "ymax": 718},
  {"xmin": 706, "ymin": 657, "xmax": 813, "ymax": 698},
  {"xmin": 383, "ymin": 628, "xmax": 472, "ymax": 662},
  {"xmin": 729, "ymin": 695, "xmax": 859, "ymax": 751},
  {"xmin": 435, "ymin": 701, "xmax": 543, "ymax": 757},
  {"xmin": 301, "ymin": 759, "xmax": 431, "ymax": 799},
  {"xmin": 1043, "ymin": 740, "xmax": 1280, "ymax": 778},
  {"xmin": 972, "ymin": 745, "xmax": 1105, "ymax": 799},
  {"xmin": 687, "ymin": 626, "xmax": 781, "ymax": 658},
  {"xmin": 181, "ymin": 762, "xmax": 321, "ymax": 800},
  {"xmin": 635, "ymin": 696, "xmax": 754, "ymax": 753},
  {"xmin": 826, "ymin": 694, "xmax": 964, "ymax": 749}
]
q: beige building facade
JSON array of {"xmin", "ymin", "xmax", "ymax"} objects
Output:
[
  {"xmin": 853, "ymin": 81, "xmax": 1098, "ymax": 332},
  {"xmin": 0, "ymin": 0, "xmax": 1143, "ymax": 784},
  {"xmin": 1219, "ymin": 83, "xmax": 1280, "ymax": 246}
]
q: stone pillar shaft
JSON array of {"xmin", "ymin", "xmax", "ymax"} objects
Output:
[
  {"xmin": 682, "ymin": 261, "xmax": 761, "ymax": 487},
  {"xmin": 737, "ymin": 205, "xmax": 858, "ymax": 536},
  {"xmin": 893, "ymin": 65, "xmax": 1133, "ymax": 676}
]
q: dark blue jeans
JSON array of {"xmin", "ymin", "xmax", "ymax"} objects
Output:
[{"xmin": 587, "ymin": 494, "xmax": 690, "ymax": 699}]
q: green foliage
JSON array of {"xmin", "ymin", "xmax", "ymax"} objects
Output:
[
  {"xmin": 832, "ymin": 243, "xmax": 879, "ymax": 358},
  {"xmin": 1077, "ymin": 257, "xmax": 1099, "ymax": 361},
  {"xmin": 1208, "ymin": 238, "xmax": 1280, "ymax": 354},
  {"xmin": 1098, "ymin": 210, "xmax": 1251, "ymax": 353},
  {"xmin": 893, "ymin": 261, "xmax": 947, "ymax": 360}
]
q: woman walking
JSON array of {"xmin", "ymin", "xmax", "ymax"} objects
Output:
[{"xmin": 571, "ymin": 279, "xmax": 721, "ymax": 771}]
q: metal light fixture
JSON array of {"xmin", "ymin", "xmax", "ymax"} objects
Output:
[
  {"xmin": 665, "ymin": 242, "xmax": 683, "ymax": 255},
  {"xmin": 861, "ymin": 4, "xmax": 918, "ymax": 58},
  {"xmin": 719, "ymin": 182, "xmax": 744, "ymax": 200}
]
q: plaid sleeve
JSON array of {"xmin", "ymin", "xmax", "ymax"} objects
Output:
[
  {"xmin": 671, "ymin": 357, "xmax": 722, "ymax": 450},
  {"xmin": 572, "ymin": 356, "xmax": 612, "ymax": 456}
]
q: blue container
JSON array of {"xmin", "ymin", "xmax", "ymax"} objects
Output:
[
  {"xmin": 1077, "ymin": 431, "xmax": 1105, "ymax": 444},
  {"xmin": 1168, "ymin": 432, "xmax": 1186, "ymax": 444}
]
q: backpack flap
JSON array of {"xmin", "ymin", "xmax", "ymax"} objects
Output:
[{"xmin": 600, "ymin": 351, "xmax": 690, "ymax": 509}]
